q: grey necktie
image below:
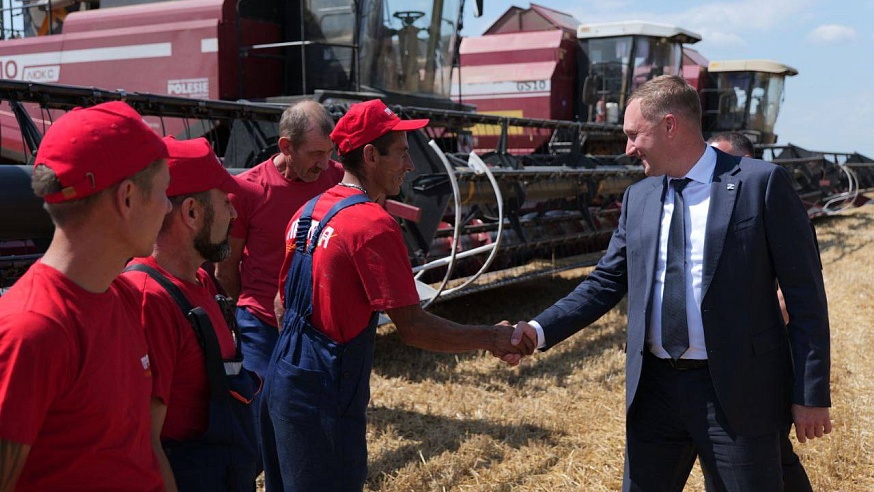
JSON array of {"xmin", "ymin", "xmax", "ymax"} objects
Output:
[{"xmin": 662, "ymin": 178, "xmax": 691, "ymax": 360}]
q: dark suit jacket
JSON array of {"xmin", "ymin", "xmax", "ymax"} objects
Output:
[{"xmin": 534, "ymin": 149, "xmax": 830, "ymax": 437}]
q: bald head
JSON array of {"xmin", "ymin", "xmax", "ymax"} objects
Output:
[
  {"xmin": 708, "ymin": 132, "xmax": 754, "ymax": 157},
  {"xmin": 279, "ymin": 100, "xmax": 334, "ymax": 149}
]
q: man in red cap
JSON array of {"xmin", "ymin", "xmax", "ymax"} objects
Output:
[
  {"xmin": 123, "ymin": 137, "xmax": 261, "ymax": 492},
  {"xmin": 214, "ymin": 101, "xmax": 343, "ymax": 382},
  {"xmin": 259, "ymin": 99, "xmax": 535, "ymax": 492},
  {"xmin": 0, "ymin": 101, "xmax": 169, "ymax": 491}
]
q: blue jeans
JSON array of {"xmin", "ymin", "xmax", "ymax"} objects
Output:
[
  {"xmin": 235, "ymin": 306, "xmax": 278, "ymax": 475},
  {"xmin": 236, "ymin": 307, "xmax": 279, "ymax": 380}
]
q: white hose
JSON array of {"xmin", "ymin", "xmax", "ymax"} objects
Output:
[
  {"xmin": 415, "ymin": 144, "xmax": 505, "ymax": 307},
  {"xmin": 417, "ymin": 140, "xmax": 463, "ymax": 308},
  {"xmin": 822, "ymin": 164, "xmax": 859, "ymax": 215},
  {"xmin": 438, "ymin": 151, "xmax": 504, "ymax": 297}
]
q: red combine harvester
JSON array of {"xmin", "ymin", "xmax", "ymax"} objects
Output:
[
  {"xmin": 0, "ymin": 0, "xmax": 870, "ymax": 298},
  {"xmin": 450, "ymin": 3, "xmax": 872, "ymax": 214}
]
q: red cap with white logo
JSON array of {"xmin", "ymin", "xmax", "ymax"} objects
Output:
[{"xmin": 330, "ymin": 99, "xmax": 429, "ymax": 156}]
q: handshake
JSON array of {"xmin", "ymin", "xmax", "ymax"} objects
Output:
[{"xmin": 489, "ymin": 321, "xmax": 538, "ymax": 366}]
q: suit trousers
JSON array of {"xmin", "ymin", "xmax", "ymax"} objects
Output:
[{"xmin": 623, "ymin": 353, "xmax": 783, "ymax": 492}]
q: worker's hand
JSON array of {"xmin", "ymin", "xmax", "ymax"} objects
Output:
[
  {"xmin": 491, "ymin": 320, "xmax": 536, "ymax": 366},
  {"xmin": 791, "ymin": 404, "xmax": 832, "ymax": 443}
]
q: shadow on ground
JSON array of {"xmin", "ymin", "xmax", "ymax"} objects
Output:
[
  {"xmin": 813, "ymin": 209, "xmax": 874, "ymax": 264},
  {"xmin": 365, "ymin": 405, "xmax": 560, "ymax": 489}
]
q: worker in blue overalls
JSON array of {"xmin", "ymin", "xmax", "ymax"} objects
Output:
[
  {"xmin": 259, "ymin": 99, "xmax": 536, "ymax": 491},
  {"xmin": 124, "ymin": 137, "xmax": 261, "ymax": 491}
]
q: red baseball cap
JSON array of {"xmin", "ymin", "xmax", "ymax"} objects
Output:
[
  {"xmin": 35, "ymin": 101, "xmax": 167, "ymax": 204},
  {"xmin": 330, "ymin": 99, "xmax": 429, "ymax": 155},
  {"xmin": 164, "ymin": 136, "xmax": 242, "ymax": 197}
]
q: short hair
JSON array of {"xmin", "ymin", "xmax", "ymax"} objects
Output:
[
  {"xmin": 708, "ymin": 132, "xmax": 755, "ymax": 157},
  {"xmin": 33, "ymin": 160, "xmax": 164, "ymax": 227},
  {"xmin": 279, "ymin": 100, "xmax": 334, "ymax": 149},
  {"xmin": 628, "ymin": 75, "xmax": 702, "ymax": 126},
  {"xmin": 160, "ymin": 191, "xmax": 210, "ymax": 233},
  {"xmin": 339, "ymin": 131, "xmax": 399, "ymax": 174}
]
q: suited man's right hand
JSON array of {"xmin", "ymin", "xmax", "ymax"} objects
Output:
[{"xmin": 498, "ymin": 321, "xmax": 537, "ymax": 366}]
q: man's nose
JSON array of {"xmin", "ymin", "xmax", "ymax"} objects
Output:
[{"xmin": 625, "ymin": 140, "xmax": 637, "ymax": 157}]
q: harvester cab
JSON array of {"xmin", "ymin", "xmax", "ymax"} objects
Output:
[
  {"xmin": 275, "ymin": 0, "xmax": 468, "ymax": 109},
  {"xmin": 577, "ymin": 21, "xmax": 701, "ymax": 125},
  {"xmin": 702, "ymin": 59, "xmax": 798, "ymax": 145}
]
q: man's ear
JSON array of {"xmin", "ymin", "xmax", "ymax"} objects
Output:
[
  {"xmin": 114, "ymin": 179, "xmax": 137, "ymax": 218},
  {"xmin": 362, "ymin": 143, "xmax": 377, "ymax": 167},
  {"xmin": 664, "ymin": 113, "xmax": 677, "ymax": 135},
  {"xmin": 278, "ymin": 136, "xmax": 293, "ymax": 155},
  {"xmin": 180, "ymin": 197, "xmax": 201, "ymax": 229}
]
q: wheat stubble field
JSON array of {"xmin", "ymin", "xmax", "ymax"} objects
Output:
[{"xmin": 260, "ymin": 205, "xmax": 874, "ymax": 491}]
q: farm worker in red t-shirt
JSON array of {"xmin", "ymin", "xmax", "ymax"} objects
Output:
[
  {"xmin": 259, "ymin": 99, "xmax": 535, "ymax": 492},
  {"xmin": 214, "ymin": 101, "xmax": 344, "ymax": 381},
  {"xmin": 0, "ymin": 102, "xmax": 170, "ymax": 491},
  {"xmin": 123, "ymin": 136, "xmax": 261, "ymax": 492}
]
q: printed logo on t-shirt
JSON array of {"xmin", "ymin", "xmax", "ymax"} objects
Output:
[
  {"xmin": 141, "ymin": 354, "xmax": 151, "ymax": 376},
  {"xmin": 317, "ymin": 226, "xmax": 336, "ymax": 249},
  {"xmin": 287, "ymin": 219, "xmax": 337, "ymax": 250}
]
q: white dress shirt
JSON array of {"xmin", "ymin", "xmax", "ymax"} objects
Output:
[
  {"xmin": 530, "ymin": 146, "xmax": 716, "ymax": 359},
  {"xmin": 648, "ymin": 146, "xmax": 715, "ymax": 359}
]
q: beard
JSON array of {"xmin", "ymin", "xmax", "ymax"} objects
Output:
[{"xmin": 193, "ymin": 202, "xmax": 232, "ymax": 262}]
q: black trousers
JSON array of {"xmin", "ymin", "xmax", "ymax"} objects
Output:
[{"xmin": 624, "ymin": 354, "xmax": 784, "ymax": 492}]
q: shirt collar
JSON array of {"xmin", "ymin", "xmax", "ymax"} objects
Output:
[{"xmin": 678, "ymin": 145, "xmax": 717, "ymax": 186}]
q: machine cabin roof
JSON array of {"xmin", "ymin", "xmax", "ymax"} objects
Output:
[
  {"xmin": 577, "ymin": 21, "xmax": 702, "ymax": 44},
  {"xmin": 708, "ymin": 59, "xmax": 799, "ymax": 76}
]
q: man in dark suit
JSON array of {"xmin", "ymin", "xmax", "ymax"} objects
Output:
[
  {"xmin": 509, "ymin": 76, "xmax": 832, "ymax": 491},
  {"xmin": 707, "ymin": 131, "xmax": 814, "ymax": 492}
]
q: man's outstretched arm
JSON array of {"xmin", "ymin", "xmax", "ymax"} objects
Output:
[{"xmin": 386, "ymin": 304, "xmax": 535, "ymax": 363}]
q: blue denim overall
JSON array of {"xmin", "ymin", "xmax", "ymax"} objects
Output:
[
  {"xmin": 260, "ymin": 193, "xmax": 377, "ymax": 492},
  {"xmin": 123, "ymin": 263, "xmax": 261, "ymax": 492}
]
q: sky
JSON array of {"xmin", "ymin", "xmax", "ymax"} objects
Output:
[{"xmin": 461, "ymin": 0, "xmax": 874, "ymax": 157}]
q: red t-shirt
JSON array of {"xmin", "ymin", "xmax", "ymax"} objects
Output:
[
  {"xmin": 278, "ymin": 186, "xmax": 420, "ymax": 343},
  {"xmin": 231, "ymin": 157, "xmax": 344, "ymax": 325},
  {"xmin": 0, "ymin": 262, "xmax": 163, "ymax": 492},
  {"xmin": 123, "ymin": 257, "xmax": 237, "ymax": 441}
]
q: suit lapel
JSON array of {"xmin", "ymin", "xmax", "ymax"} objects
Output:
[
  {"xmin": 701, "ymin": 151, "xmax": 741, "ymax": 300},
  {"xmin": 637, "ymin": 178, "xmax": 666, "ymax": 327}
]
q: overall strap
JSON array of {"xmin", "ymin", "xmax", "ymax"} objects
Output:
[
  {"xmin": 295, "ymin": 194, "xmax": 322, "ymax": 252},
  {"xmin": 123, "ymin": 263, "xmax": 229, "ymax": 397},
  {"xmin": 305, "ymin": 194, "xmax": 371, "ymax": 255},
  {"xmin": 125, "ymin": 263, "xmax": 194, "ymax": 313}
]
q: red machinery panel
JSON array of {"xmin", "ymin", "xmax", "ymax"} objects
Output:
[{"xmin": 452, "ymin": 30, "xmax": 578, "ymax": 154}]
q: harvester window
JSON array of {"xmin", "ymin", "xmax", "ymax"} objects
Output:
[
  {"xmin": 358, "ymin": 0, "xmax": 459, "ymax": 97},
  {"xmin": 12, "ymin": 0, "xmax": 94, "ymax": 38}
]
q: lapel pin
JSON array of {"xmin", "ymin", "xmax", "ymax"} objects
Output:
[{"xmin": 726, "ymin": 183, "xmax": 736, "ymax": 191}]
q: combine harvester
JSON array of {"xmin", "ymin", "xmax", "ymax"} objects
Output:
[{"xmin": 0, "ymin": 0, "xmax": 870, "ymax": 301}]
